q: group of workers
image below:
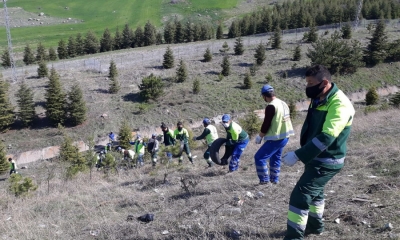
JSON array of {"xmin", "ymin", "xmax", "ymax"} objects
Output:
[{"xmin": 6, "ymin": 64, "xmax": 354, "ymax": 240}]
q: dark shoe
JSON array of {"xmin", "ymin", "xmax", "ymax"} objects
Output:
[
  {"xmin": 271, "ymin": 181, "xmax": 279, "ymax": 184},
  {"xmin": 208, "ymin": 162, "xmax": 213, "ymax": 168},
  {"xmin": 305, "ymin": 229, "xmax": 323, "ymax": 236},
  {"xmin": 259, "ymin": 181, "xmax": 269, "ymax": 185}
]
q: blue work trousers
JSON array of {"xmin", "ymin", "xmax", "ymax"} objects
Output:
[
  {"xmin": 229, "ymin": 138, "xmax": 249, "ymax": 172},
  {"xmin": 254, "ymin": 138, "xmax": 289, "ymax": 183}
]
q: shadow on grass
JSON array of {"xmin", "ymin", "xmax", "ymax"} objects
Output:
[
  {"xmin": 0, "ymin": 177, "xmax": 7, "ymax": 182},
  {"xmin": 145, "ymin": 65, "xmax": 164, "ymax": 70},
  {"xmin": 277, "ymin": 66, "xmax": 307, "ymax": 78},
  {"xmin": 169, "ymin": 190, "xmax": 211, "ymax": 200},
  {"xmin": 123, "ymin": 92, "xmax": 141, "ymax": 102},
  {"xmin": 93, "ymin": 88, "xmax": 109, "ymax": 94},
  {"xmin": 205, "ymin": 70, "xmax": 220, "ymax": 75},
  {"xmin": 237, "ymin": 62, "xmax": 253, "ymax": 67}
]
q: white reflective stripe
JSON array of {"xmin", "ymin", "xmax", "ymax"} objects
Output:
[
  {"xmin": 312, "ymin": 200, "xmax": 325, "ymax": 206},
  {"xmin": 263, "ymin": 130, "xmax": 294, "ymax": 140},
  {"xmin": 314, "ymin": 157, "xmax": 345, "ymax": 165},
  {"xmin": 312, "ymin": 137, "xmax": 327, "ymax": 151},
  {"xmin": 289, "ymin": 205, "xmax": 309, "ymax": 216},
  {"xmin": 287, "ymin": 220, "xmax": 306, "ymax": 231}
]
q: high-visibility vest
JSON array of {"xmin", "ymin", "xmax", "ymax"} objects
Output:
[
  {"xmin": 205, "ymin": 125, "xmax": 218, "ymax": 145},
  {"xmin": 264, "ymin": 98, "xmax": 295, "ymax": 140}
]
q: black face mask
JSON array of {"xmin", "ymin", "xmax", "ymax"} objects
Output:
[
  {"xmin": 306, "ymin": 81, "xmax": 324, "ymax": 99},
  {"xmin": 178, "ymin": 127, "xmax": 183, "ymax": 131}
]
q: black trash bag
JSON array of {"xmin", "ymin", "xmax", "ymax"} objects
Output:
[{"xmin": 137, "ymin": 213, "xmax": 154, "ymax": 223}]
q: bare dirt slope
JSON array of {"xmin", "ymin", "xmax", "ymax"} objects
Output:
[{"xmin": 0, "ymin": 108, "xmax": 399, "ymax": 239}]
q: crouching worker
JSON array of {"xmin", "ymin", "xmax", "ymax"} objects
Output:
[
  {"xmin": 147, "ymin": 133, "xmax": 160, "ymax": 166},
  {"xmin": 96, "ymin": 151, "xmax": 106, "ymax": 169},
  {"xmin": 117, "ymin": 147, "xmax": 135, "ymax": 168},
  {"xmin": 221, "ymin": 114, "xmax": 249, "ymax": 173},
  {"xmin": 8, "ymin": 158, "xmax": 17, "ymax": 175},
  {"xmin": 133, "ymin": 135, "xmax": 146, "ymax": 167},
  {"xmin": 174, "ymin": 121, "xmax": 193, "ymax": 164},
  {"xmin": 193, "ymin": 118, "xmax": 218, "ymax": 167}
]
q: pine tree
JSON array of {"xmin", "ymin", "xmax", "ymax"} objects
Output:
[
  {"xmin": 122, "ymin": 23, "xmax": 133, "ymax": 49},
  {"xmin": 57, "ymin": 39, "xmax": 68, "ymax": 59},
  {"xmin": 75, "ymin": 33, "xmax": 85, "ymax": 56},
  {"xmin": 387, "ymin": 39, "xmax": 400, "ymax": 62},
  {"xmin": 307, "ymin": 32, "xmax": 364, "ymax": 75},
  {"xmin": 163, "ymin": 46, "xmax": 174, "ymax": 69},
  {"xmin": 234, "ymin": 37, "xmax": 244, "ymax": 55},
  {"xmin": 48, "ymin": 47, "xmax": 57, "ymax": 61},
  {"xmin": 36, "ymin": 42, "xmax": 48, "ymax": 62},
  {"xmin": 184, "ymin": 21, "xmax": 193, "ymax": 42},
  {"xmin": 143, "ymin": 21, "xmax": 156, "ymax": 46},
  {"xmin": 0, "ymin": 142, "xmax": 8, "ymax": 174},
  {"xmin": 1, "ymin": 49, "xmax": 11, "ymax": 67},
  {"xmin": 365, "ymin": 87, "xmax": 379, "ymax": 105},
  {"xmin": 84, "ymin": 31, "xmax": 100, "ymax": 54},
  {"xmin": 228, "ymin": 20, "xmax": 240, "ymax": 38},
  {"xmin": 216, "ymin": 23, "xmax": 223, "ymax": 39},
  {"xmin": 176, "ymin": 59, "xmax": 188, "ymax": 83},
  {"xmin": 203, "ymin": 47, "xmax": 212, "ymax": 62},
  {"xmin": 118, "ymin": 121, "xmax": 132, "ymax": 150},
  {"xmin": 175, "ymin": 19, "xmax": 184, "ymax": 43},
  {"xmin": 67, "ymin": 84, "xmax": 87, "ymax": 126},
  {"xmin": 254, "ymin": 42, "xmax": 266, "ymax": 65},
  {"xmin": 138, "ymin": 74, "xmax": 164, "ymax": 101},
  {"xmin": 45, "ymin": 67, "xmax": 65, "ymax": 125},
  {"xmin": 341, "ymin": 23, "xmax": 352, "ymax": 39},
  {"xmin": 23, "ymin": 44, "xmax": 36, "ymax": 65},
  {"xmin": 133, "ymin": 26, "xmax": 144, "ymax": 48},
  {"xmin": 108, "ymin": 60, "xmax": 120, "ymax": 94},
  {"xmin": 219, "ymin": 41, "xmax": 230, "ymax": 54},
  {"xmin": 37, "ymin": 61, "xmax": 48, "ymax": 78},
  {"xmin": 0, "ymin": 79, "xmax": 14, "ymax": 132},
  {"xmin": 305, "ymin": 25, "xmax": 318, "ymax": 43},
  {"xmin": 364, "ymin": 20, "xmax": 388, "ymax": 66},
  {"xmin": 271, "ymin": 27, "xmax": 282, "ymax": 49},
  {"xmin": 113, "ymin": 28, "xmax": 123, "ymax": 50},
  {"xmin": 164, "ymin": 21, "xmax": 176, "ymax": 44},
  {"xmin": 100, "ymin": 28, "xmax": 113, "ymax": 52},
  {"xmin": 156, "ymin": 32, "xmax": 163, "ymax": 45},
  {"xmin": 243, "ymin": 72, "xmax": 252, "ymax": 89},
  {"xmin": 221, "ymin": 55, "xmax": 231, "ymax": 76},
  {"xmin": 390, "ymin": 92, "xmax": 400, "ymax": 107},
  {"xmin": 193, "ymin": 79, "xmax": 200, "ymax": 94},
  {"xmin": 293, "ymin": 45, "xmax": 301, "ymax": 61},
  {"xmin": 60, "ymin": 134, "xmax": 86, "ymax": 177},
  {"xmin": 192, "ymin": 24, "xmax": 201, "ymax": 42},
  {"xmin": 67, "ymin": 36, "xmax": 76, "ymax": 58},
  {"xmin": 16, "ymin": 82, "xmax": 35, "ymax": 127}
]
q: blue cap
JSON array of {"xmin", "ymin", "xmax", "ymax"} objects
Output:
[
  {"xmin": 222, "ymin": 114, "xmax": 231, "ymax": 122},
  {"xmin": 261, "ymin": 84, "xmax": 274, "ymax": 95},
  {"xmin": 152, "ymin": 133, "xmax": 157, "ymax": 137},
  {"xmin": 203, "ymin": 118, "xmax": 211, "ymax": 125}
]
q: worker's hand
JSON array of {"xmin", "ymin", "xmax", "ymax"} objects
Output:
[
  {"xmin": 282, "ymin": 151, "xmax": 299, "ymax": 167},
  {"xmin": 192, "ymin": 136, "xmax": 197, "ymax": 141},
  {"xmin": 255, "ymin": 135, "xmax": 262, "ymax": 144}
]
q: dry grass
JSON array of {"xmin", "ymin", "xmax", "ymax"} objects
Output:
[{"xmin": 0, "ymin": 108, "xmax": 400, "ymax": 239}]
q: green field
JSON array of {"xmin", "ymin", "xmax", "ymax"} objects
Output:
[{"xmin": 1, "ymin": 0, "xmax": 238, "ymax": 50}]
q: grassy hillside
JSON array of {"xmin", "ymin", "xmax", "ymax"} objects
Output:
[
  {"xmin": 1, "ymin": 0, "xmax": 240, "ymax": 50},
  {"xmin": 0, "ymin": 108, "xmax": 399, "ymax": 239}
]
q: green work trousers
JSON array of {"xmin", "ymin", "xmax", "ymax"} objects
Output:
[{"xmin": 284, "ymin": 164, "xmax": 342, "ymax": 240}]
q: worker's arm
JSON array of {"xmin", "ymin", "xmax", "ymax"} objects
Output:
[
  {"xmin": 195, "ymin": 128, "xmax": 211, "ymax": 140},
  {"xmin": 259, "ymin": 105, "xmax": 275, "ymax": 137},
  {"xmin": 295, "ymin": 100, "xmax": 354, "ymax": 164}
]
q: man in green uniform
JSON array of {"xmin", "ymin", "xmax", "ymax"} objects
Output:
[
  {"xmin": 161, "ymin": 122, "xmax": 175, "ymax": 162},
  {"xmin": 193, "ymin": 118, "xmax": 218, "ymax": 167},
  {"xmin": 282, "ymin": 65, "xmax": 355, "ymax": 240},
  {"xmin": 174, "ymin": 121, "xmax": 193, "ymax": 164}
]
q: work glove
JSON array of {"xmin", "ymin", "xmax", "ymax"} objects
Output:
[
  {"xmin": 282, "ymin": 151, "xmax": 299, "ymax": 166},
  {"xmin": 255, "ymin": 135, "xmax": 262, "ymax": 144},
  {"xmin": 192, "ymin": 136, "xmax": 197, "ymax": 141}
]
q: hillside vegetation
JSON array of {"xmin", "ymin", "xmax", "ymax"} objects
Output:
[{"xmin": 0, "ymin": 108, "xmax": 399, "ymax": 239}]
